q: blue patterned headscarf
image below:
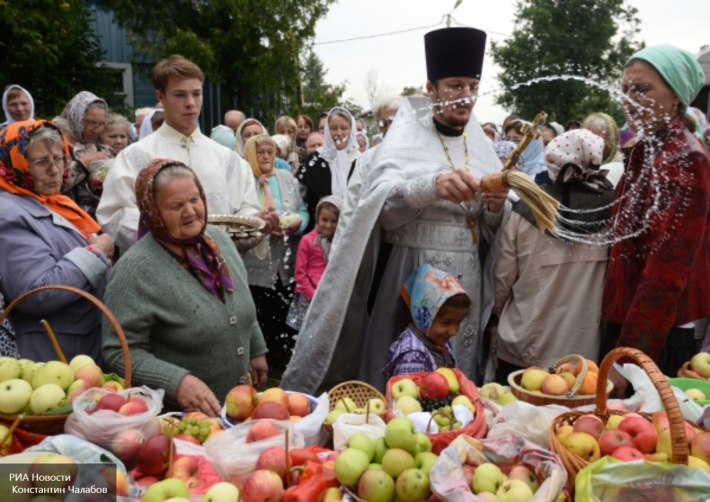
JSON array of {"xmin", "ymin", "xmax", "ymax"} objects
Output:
[{"xmin": 400, "ymin": 264, "xmax": 467, "ymax": 334}]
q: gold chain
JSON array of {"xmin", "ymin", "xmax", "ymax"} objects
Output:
[{"xmin": 435, "ymin": 128, "xmax": 477, "ymax": 243}]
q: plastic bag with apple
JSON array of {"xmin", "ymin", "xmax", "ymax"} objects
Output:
[
  {"xmin": 575, "ymin": 455, "xmax": 710, "ymax": 501},
  {"xmin": 487, "ymin": 401, "xmax": 570, "ymax": 449},
  {"xmin": 429, "ymin": 434, "xmax": 568, "ymax": 502},
  {"xmin": 203, "ymin": 419, "xmax": 304, "ymax": 488},
  {"xmin": 64, "ymin": 386, "xmax": 164, "ymax": 464},
  {"xmin": 332, "ymin": 412, "xmax": 387, "ymax": 451}
]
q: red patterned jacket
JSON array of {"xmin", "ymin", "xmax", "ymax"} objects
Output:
[{"xmin": 602, "ymin": 117, "xmax": 710, "ymax": 362}]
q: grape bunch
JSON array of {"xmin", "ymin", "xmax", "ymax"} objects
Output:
[
  {"xmin": 174, "ymin": 417, "xmax": 212, "ymax": 443},
  {"xmin": 418, "ymin": 396, "xmax": 453, "ymax": 413}
]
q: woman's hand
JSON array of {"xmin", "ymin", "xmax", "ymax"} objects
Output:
[
  {"xmin": 256, "ymin": 207, "xmax": 280, "ymax": 235},
  {"xmin": 250, "ymin": 355, "xmax": 269, "ymax": 390},
  {"xmin": 608, "ymin": 366, "xmax": 629, "ymax": 399},
  {"xmin": 78, "ymin": 151, "xmax": 111, "ymax": 168},
  {"xmin": 270, "ymin": 227, "xmax": 284, "ymax": 239},
  {"xmin": 88, "ymin": 234, "xmax": 115, "ymax": 258},
  {"xmin": 176, "ymin": 374, "xmax": 222, "ymax": 416},
  {"xmin": 282, "ymin": 223, "xmax": 300, "ymax": 236},
  {"xmin": 482, "ymin": 190, "xmax": 510, "ymax": 213}
]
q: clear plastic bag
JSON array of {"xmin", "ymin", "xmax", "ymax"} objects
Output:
[
  {"xmin": 332, "ymin": 413, "xmax": 387, "ymax": 451},
  {"xmin": 487, "ymin": 401, "xmax": 569, "ymax": 449},
  {"xmin": 64, "ymin": 386, "xmax": 164, "ymax": 458},
  {"xmin": 203, "ymin": 419, "xmax": 303, "ymax": 488}
]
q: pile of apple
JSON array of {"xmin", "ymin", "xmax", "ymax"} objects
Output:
[
  {"xmin": 687, "ymin": 352, "xmax": 710, "ymax": 380},
  {"xmin": 389, "ymin": 369, "xmax": 476, "ymax": 431},
  {"xmin": 463, "ymin": 462, "xmax": 544, "ymax": 502},
  {"xmin": 519, "ymin": 359, "xmax": 599, "ymax": 396},
  {"xmin": 324, "ymin": 395, "xmax": 387, "ymax": 426},
  {"xmin": 479, "ymin": 383, "xmax": 517, "ymax": 406},
  {"xmin": 334, "ymin": 416, "xmax": 439, "ymax": 502},
  {"xmin": 555, "ymin": 408, "xmax": 710, "ymax": 473},
  {"xmin": 142, "ymin": 478, "xmax": 240, "ymax": 502},
  {"xmin": 225, "ymin": 385, "xmax": 312, "ymax": 423},
  {"xmin": 0, "ymin": 354, "xmax": 121, "ymax": 416}
]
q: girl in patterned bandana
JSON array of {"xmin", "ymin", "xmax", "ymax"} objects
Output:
[{"xmin": 383, "ymin": 264, "xmax": 470, "ymax": 381}]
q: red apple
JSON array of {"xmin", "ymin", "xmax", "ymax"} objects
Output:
[
  {"xmin": 226, "ymin": 385, "xmax": 258, "ymax": 421},
  {"xmin": 287, "ymin": 393, "xmax": 311, "ymax": 417},
  {"xmin": 598, "ymin": 429, "xmax": 637, "ymax": 456},
  {"xmin": 691, "ymin": 432, "xmax": 710, "ymax": 463},
  {"xmin": 611, "ymin": 446, "xmax": 644, "ymax": 461},
  {"xmin": 257, "ymin": 388, "xmax": 289, "ymax": 409},
  {"xmin": 111, "ymin": 428, "xmax": 145, "ymax": 462},
  {"xmin": 384, "ymin": 411, "xmax": 397, "ymax": 424},
  {"xmin": 119, "ymin": 396, "xmax": 148, "ymax": 416},
  {"xmin": 608, "ymin": 402, "xmax": 630, "ymax": 412},
  {"xmin": 574, "ymin": 415, "xmax": 606, "ymax": 440},
  {"xmin": 246, "ymin": 421, "xmax": 281, "ymax": 443},
  {"xmin": 251, "ymin": 401, "xmax": 290, "ymax": 421},
  {"xmin": 462, "ymin": 464, "xmax": 476, "ymax": 487},
  {"xmin": 618, "ymin": 417, "xmax": 658, "ymax": 454},
  {"xmin": 137, "ymin": 434, "xmax": 173, "ymax": 476},
  {"xmin": 95, "ymin": 393, "xmax": 126, "ymax": 412},
  {"xmin": 169, "ymin": 456, "xmax": 204, "ymax": 490},
  {"xmin": 256, "ymin": 446, "xmax": 288, "ymax": 480},
  {"xmin": 74, "ymin": 364, "xmax": 103, "ymax": 388},
  {"xmin": 136, "ymin": 475, "xmax": 160, "ymax": 487},
  {"xmin": 651, "ymin": 411, "xmax": 695, "ymax": 444},
  {"xmin": 175, "ymin": 434, "xmax": 201, "ymax": 446},
  {"xmin": 241, "ymin": 469, "xmax": 285, "ymax": 502},
  {"xmin": 419, "ymin": 372, "xmax": 449, "ymax": 401}
]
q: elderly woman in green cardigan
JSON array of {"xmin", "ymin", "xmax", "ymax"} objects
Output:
[{"xmin": 102, "ymin": 159, "xmax": 268, "ymax": 415}]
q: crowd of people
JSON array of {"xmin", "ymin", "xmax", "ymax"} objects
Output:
[{"xmin": 1, "ymin": 27, "xmax": 709, "ymax": 415}]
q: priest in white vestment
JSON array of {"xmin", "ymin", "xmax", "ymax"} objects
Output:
[{"xmin": 281, "ymin": 27, "xmax": 510, "ymax": 394}]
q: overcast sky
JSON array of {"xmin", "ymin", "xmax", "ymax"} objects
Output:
[{"xmin": 311, "ymin": 0, "xmax": 709, "ymax": 123}]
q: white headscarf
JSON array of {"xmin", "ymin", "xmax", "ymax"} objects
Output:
[
  {"xmin": 139, "ymin": 109, "xmax": 161, "ymax": 140},
  {"xmin": 235, "ymin": 118, "xmax": 268, "ymax": 156},
  {"xmin": 319, "ymin": 107, "xmax": 359, "ymax": 197},
  {"xmin": 271, "ymin": 134, "xmax": 291, "ymax": 160},
  {"xmin": 355, "ymin": 131, "xmax": 370, "ymax": 152},
  {"xmin": 1, "ymin": 85, "xmax": 35, "ymax": 128}
]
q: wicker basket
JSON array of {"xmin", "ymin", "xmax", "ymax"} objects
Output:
[
  {"xmin": 508, "ymin": 354, "xmax": 614, "ymax": 407},
  {"xmin": 0, "ymin": 285, "xmax": 132, "ymax": 435},
  {"xmin": 677, "ymin": 360, "xmax": 708, "ymax": 381},
  {"xmin": 323, "ymin": 380, "xmax": 387, "ymax": 435},
  {"xmin": 344, "ymin": 486, "xmax": 437, "ymax": 502},
  {"xmin": 548, "ymin": 347, "xmax": 694, "ymax": 493}
]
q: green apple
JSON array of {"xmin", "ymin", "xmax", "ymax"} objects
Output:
[
  {"xmin": 0, "ymin": 357, "xmax": 21, "ymax": 383},
  {"xmin": 15, "ymin": 359, "xmax": 33, "ymax": 373},
  {"xmin": 32, "ymin": 361, "xmax": 74, "ymax": 391},
  {"xmin": 436, "ymin": 367, "xmax": 460, "ymax": 394},
  {"xmin": 509, "ymin": 465, "xmax": 540, "ymax": 493},
  {"xmin": 335, "ymin": 448, "xmax": 370, "ymax": 486},
  {"xmin": 198, "ymin": 481, "xmax": 239, "ymax": 502},
  {"xmin": 395, "ymin": 395, "xmax": 422, "ymax": 416},
  {"xmin": 0, "ymin": 424, "xmax": 12, "ymax": 447},
  {"xmin": 0, "ymin": 378, "xmax": 33, "ymax": 414},
  {"xmin": 497, "ymin": 392, "xmax": 518, "ymax": 406},
  {"xmin": 368, "ymin": 398, "xmax": 387, "ymax": 415},
  {"xmin": 373, "ymin": 437, "xmax": 389, "ymax": 464},
  {"xmin": 395, "ymin": 468, "xmax": 431, "ymax": 502},
  {"xmin": 325, "ymin": 409, "xmax": 345, "ymax": 424},
  {"xmin": 368, "ymin": 463, "xmax": 383, "ymax": 470},
  {"xmin": 382, "ymin": 448, "xmax": 414, "ymax": 478},
  {"xmin": 348, "ymin": 433, "xmax": 375, "ymax": 462},
  {"xmin": 414, "ymin": 452, "xmax": 438, "ymax": 476},
  {"xmin": 473, "ymin": 463, "xmax": 506, "ymax": 495},
  {"xmin": 143, "ymin": 478, "xmax": 189, "ymax": 502},
  {"xmin": 335, "ymin": 397, "xmax": 357, "ymax": 412},
  {"xmin": 22, "ymin": 362, "xmax": 43, "ymax": 385},
  {"xmin": 391, "ymin": 379, "xmax": 419, "ymax": 400},
  {"xmin": 353, "ymin": 408, "xmax": 367, "ymax": 414},
  {"xmin": 30, "ymin": 384, "xmax": 66, "ymax": 415},
  {"xmin": 496, "ymin": 480, "xmax": 534, "ymax": 502},
  {"xmin": 385, "ymin": 417, "xmax": 418, "ymax": 452},
  {"xmin": 416, "ymin": 432, "xmax": 432, "ymax": 453},
  {"xmin": 358, "ymin": 469, "xmax": 395, "ymax": 502},
  {"xmin": 69, "ymin": 355, "xmax": 96, "ymax": 373},
  {"xmin": 452, "ymin": 395, "xmax": 475, "ymax": 413}
]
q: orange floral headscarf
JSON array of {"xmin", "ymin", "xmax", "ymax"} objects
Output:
[{"xmin": 0, "ymin": 120, "xmax": 101, "ymax": 239}]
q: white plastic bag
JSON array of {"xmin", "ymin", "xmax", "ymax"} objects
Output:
[
  {"xmin": 203, "ymin": 419, "xmax": 303, "ymax": 488},
  {"xmin": 64, "ymin": 386, "xmax": 164, "ymax": 457},
  {"xmin": 487, "ymin": 401, "xmax": 569, "ymax": 449},
  {"xmin": 332, "ymin": 413, "xmax": 386, "ymax": 451}
]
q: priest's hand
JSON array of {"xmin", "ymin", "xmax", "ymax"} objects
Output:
[
  {"xmin": 176, "ymin": 374, "xmax": 222, "ymax": 417},
  {"xmin": 256, "ymin": 206, "xmax": 280, "ymax": 234},
  {"xmin": 250, "ymin": 355, "xmax": 269, "ymax": 390},
  {"xmin": 436, "ymin": 169, "xmax": 480, "ymax": 204},
  {"xmin": 482, "ymin": 190, "xmax": 509, "ymax": 213}
]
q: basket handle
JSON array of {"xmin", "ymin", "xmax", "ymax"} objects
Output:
[
  {"xmin": 596, "ymin": 347, "xmax": 687, "ymax": 464},
  {"xmin": 550, "ymin": 354, "xmax": 587, "ymax": 398},
  {"xmin": 426, "ymin": 411, "xmax": 454, "ymax": 434},
  {"xmin": 0, "ymin": 285, "xmax": 132, "ymax": 387}
]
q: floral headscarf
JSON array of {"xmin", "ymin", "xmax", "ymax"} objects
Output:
[
  {"xmin": 60, "ymin": 91, "xmax": 108, "ymax": 144},
  {"xmin": 0, "ymin": 120, "xmax": 101, "ymax": 239},
  {"xmin": 400, "ymin": 264, "xmax": 467, "ymax": 334},
  {"xmin": 135, "ymin": 159, "xmax": 236, "ymax": 300},
  {"xmin": 244, "ymin": 134, "xmax": 276, "ymax": 209},
  {"xmin": 544, "ymin": 129, "xmax": 613, "ymax": 193},
  {"xmin": 493, "ymin": 141, "xmax": 524, "ymax": 169}
]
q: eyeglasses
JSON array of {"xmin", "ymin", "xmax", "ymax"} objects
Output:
[
  {"xmin": 83, "ymin": 120, "xmax": 106, "ymax": 130},
  {"xmin": 29, "ymin": 154, "xmax": 68, "ymax": 171}
]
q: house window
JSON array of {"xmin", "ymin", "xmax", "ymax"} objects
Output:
[{"xmin": 98, "ymin": 62, "xmax": 134, "ymax": 108}]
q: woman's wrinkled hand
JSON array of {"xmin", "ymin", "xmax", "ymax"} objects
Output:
[
  {"xmin": 88, "ymin": 234, "xmax": 115, "ymax": 258},
  {"xmin": 176, "ymin": 374, "xmax": 222, "ymax": 417},
  {"xmin": 608, "ymin": 366, "xmax": 630, "ymax": 399},
  {"xmin": 250, "ymin": 355, "xmax": 269, "ymax": 390},
  {"xmin": 256, "ymin": 206, "xmax": 280, "ymax": 235}
]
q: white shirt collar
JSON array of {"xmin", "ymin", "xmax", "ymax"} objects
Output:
[{"xmin": 159, "ymin": 121, "xmax": 203, "ymax": 144}]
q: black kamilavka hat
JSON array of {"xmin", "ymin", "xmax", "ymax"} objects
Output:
[{"xmin": 425, "ymin": 27, "xmax": 487, "ymax": 81}]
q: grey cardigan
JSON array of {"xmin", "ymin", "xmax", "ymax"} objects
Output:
[
  {"xmin": 0, "ymin": 191, "xmax": 110, "ymax": 363},
  {"xmin": 101, "ymin": 225, "xmax": 268, "ymax": 409}
]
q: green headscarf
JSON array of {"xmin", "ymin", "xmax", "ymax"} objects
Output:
[{"xmin": 627, "ymin": 43, "xmax": 705, "ymax": 114}]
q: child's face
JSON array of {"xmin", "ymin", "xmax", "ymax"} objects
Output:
[
  {"xmin": 317, "ymin": 208, "xmax": 338, "ymax": 237},
  {"xmin": 428, "ymin": 309, "xmax": 469, "ymax": 347}
]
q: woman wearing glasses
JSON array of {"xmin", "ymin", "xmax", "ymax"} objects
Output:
[{"xmin": 0, "ymin": 121, "xmax": 113, "ymax": 363}]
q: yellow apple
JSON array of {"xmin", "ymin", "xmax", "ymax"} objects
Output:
[{"xmin": 520, "ymin": 369, "xmax": 549, "ymax": 392}]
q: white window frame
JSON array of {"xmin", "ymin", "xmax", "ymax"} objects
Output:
[{"xmin": 98, "ymin": 62, "xmax": 134, "ymax": 107}]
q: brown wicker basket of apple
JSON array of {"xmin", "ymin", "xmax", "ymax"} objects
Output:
[
  {"xmin": 548, "ymin": 347, "xmax": 710, "ymax": 493},
  {"xmin": 678, "ymin": 352, "xmax": 710, "ymax": 381},
  {"xmin": 507, "ymin": 354, "xmax": 613, "ymax": 408},
  {"xmin": 0, "ymin": 285, "xmax": 131, "ymax": 435},
  {"xmin": 322, "ymin": 380, "xmax": 387, "ymax": 435}
]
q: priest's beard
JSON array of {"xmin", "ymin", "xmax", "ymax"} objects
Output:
[{"xmin": 433, "ymin": 103, "xmax": 473, "ymax": 130}]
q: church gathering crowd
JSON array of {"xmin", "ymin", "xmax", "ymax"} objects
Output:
[{"xmin": 2, "ymin": 25, "xmax": 710, "ymax": 421}]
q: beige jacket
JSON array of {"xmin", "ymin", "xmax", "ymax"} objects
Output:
[{"xmin": 492, "ymin": 212, "xmax": 606, "ymax": 369}]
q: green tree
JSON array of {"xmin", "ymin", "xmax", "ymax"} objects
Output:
[
  {"xmin": 490, "ymin": 0, "xmax": 642, "ymax": 124},
  {"xmin": 0, "ymin": 0, "xmax": 110, "ymax": 118},
  {"xmin": 297, "ymin": 49, "xmax": 347, "ymax": 115},
  {"xmin": 102, "ymin": 0, "xmax": 336, "ymax": 125}
]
